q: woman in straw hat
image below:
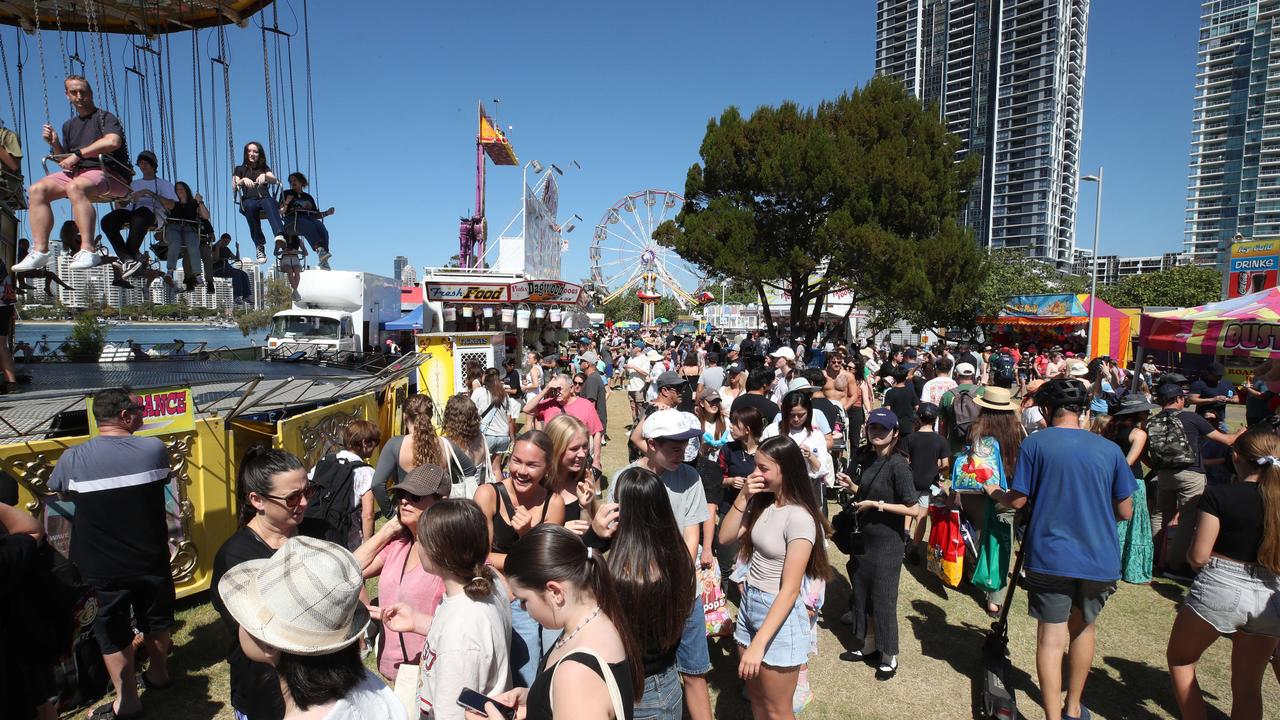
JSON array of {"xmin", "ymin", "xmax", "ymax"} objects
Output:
[
  {"xmin": 218, "ymin": 535, "xmax": 404, "ymax": 719},
  {"xmin": 953, "ymin": 386, "xmax": 1023, "ymax": 617}
]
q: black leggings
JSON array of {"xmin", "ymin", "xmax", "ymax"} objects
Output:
[
  {"xmin": 846, "ymin": 528, "xmax": 905, "ymax": 656},
  {"xmin": 101, "ymin": 207, "xmax": 156, "ymax": 260}
]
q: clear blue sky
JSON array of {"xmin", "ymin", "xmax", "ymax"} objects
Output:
[{"xmin": 10, "ymin": 0, "xmax": 1199, "ymax": 284}]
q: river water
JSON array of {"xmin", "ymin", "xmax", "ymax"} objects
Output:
[{"xmin": 14, "ymin": 321, "xmax": 263, "ymax": 350}]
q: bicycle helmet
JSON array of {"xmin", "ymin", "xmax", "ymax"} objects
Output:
[{"xmin": 1034, "ymin": 378, "xmax": 1088, "ymax": 409}]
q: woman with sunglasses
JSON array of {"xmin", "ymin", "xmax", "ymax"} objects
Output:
[
  {"xmin": 352, "ymin": 465, "xmax": 449, "ymax": 684},
  {"xmin": 211, "ymin": 446, "xmax": 311, "ymax": 720}
]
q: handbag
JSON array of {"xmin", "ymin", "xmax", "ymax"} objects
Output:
[
  {"xmin": 927, "ymin": 506, "xmax": 964, "ymax": 587},
  {"xmin": 390, "ymin": 549, "xmax": 420, "ymax": 717},
  {"xmin": 444, "ymin": 440, "xmax": 479, "ymax": 500},
  {"xmin": 972, "ymin": 501, "xmax": 1012, "ymax": 592}
]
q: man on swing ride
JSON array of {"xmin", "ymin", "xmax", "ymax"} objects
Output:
[{"xmin": 12, "ymin": 75, "xmax": 132, "ymax": 272}]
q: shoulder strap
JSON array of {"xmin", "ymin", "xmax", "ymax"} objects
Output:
[
  {"xmin": 444, "ymin": 439, "xmax": 465, "ymax": 478},
  {"xmin": 548, "ymin": 649, "xmax": 626, "ymax": 720},
  {"xmin": 493, "ymin": 482, "xmax": 517, "ymax": 518}
]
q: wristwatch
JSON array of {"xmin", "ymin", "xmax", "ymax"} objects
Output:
[
  {"xmin": 877, "ymin": 500, "xmax": 884, "ymax": 511},
  {"xmin": 73, "ymin": 149, "xmax": 84, "ymax": 159}
]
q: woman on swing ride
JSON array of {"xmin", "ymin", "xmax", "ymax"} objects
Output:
[
  {"xmin": 280, "ymin": 172, "xmax": 335, "ymax": 270},
  {"xmin": 233, "ymin": 141, "xmax": 286, "ymax": 265}
]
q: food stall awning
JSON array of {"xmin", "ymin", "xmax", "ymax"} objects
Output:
[
  {"xmin": 1139, "ymin": 287, "xmax": 1280, "ymax": 359},
  {"xmin": 423, "ymin": 279, "xmax": 586, "ymax": 306},
  {"xmin": 978, "ymin": 293, "xmax": 1131, "ymax": 364}
]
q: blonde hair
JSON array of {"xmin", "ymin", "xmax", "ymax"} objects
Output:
[
  {"xmin": 545, "ymin": 413, "xmax": 590, "ymax": 493},
  {"xmin": 1235, "ymin": 429, "xmax": 1280, "ymax": 573}
]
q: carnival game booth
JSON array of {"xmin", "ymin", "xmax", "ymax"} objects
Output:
[
  {"xmin": 1137, "ymin": 287, "xmax": 1280, "ymax": 387},
  {"xmin": 415, "ymin": 270, "xmax": 591, "ymax": 398},
  {"xmin": 978, "ymin": 293, "xmax": 1133, "ymax": 365}
]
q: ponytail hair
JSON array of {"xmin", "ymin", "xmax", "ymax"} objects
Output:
[
  {"xmin": 235, "ymin": 445, "xmax": 304, "ymax": 525},
  {"xmin": 1234, "ymin": 429, "xmax": 1280, "ymax": 573},
  {"xmin": 417, "ymin": 498, "xmax": 496, "ymax": 600},
  {"xmin": 505, "ymin": 525, "xmax": 643, "ymax": 695}
]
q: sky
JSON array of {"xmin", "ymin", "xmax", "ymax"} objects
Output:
[{"xmin": 8, "ymin": 0, "xmax": 1201, "ymax": 287}]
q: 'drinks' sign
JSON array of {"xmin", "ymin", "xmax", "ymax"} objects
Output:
[{"xmin": 88, "ymin": 387, "xmax": 196, "ymax": 437}]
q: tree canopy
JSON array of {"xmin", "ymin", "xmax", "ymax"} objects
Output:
[
  {"xmin": 655, "ymin": 77, "xmax": 987, "ymax": 339},
  {"xmin": 975, "ymin": 250, "xmax": 1088, "ymax": 318},
  {"xmin": 1096, "ymin": 264, "xmax": 1222, "ymax": 309}
]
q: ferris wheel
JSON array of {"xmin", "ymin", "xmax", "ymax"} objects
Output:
[{"xmin": 590, "ymin": 189, "xmax": 704, "ymax": 324}]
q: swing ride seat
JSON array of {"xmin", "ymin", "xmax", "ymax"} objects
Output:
[
  {"xmin": 41, "ymin": 153, "xmax": 132, "ymax": 203},
  {"xmin": 0, "ymin": 168, "xmax": 26, "ymax": 212},
  {"xmin": 235, "ymin": 184, "xmax": 281, "ymax": 221}
]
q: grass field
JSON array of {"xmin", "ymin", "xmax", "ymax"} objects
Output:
[{"xmin": 63, "ymin": 390, "xmax": 1280, "ymax": 719}]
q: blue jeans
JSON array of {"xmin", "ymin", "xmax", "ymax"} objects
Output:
[
  {"xmin": 284, "ymin": 213, "xmax": 330, "ymax": 252},
  {"xmin": 509, "ymin": 598, "xmax": 561, "ymax": 688},
  {"xmin": 240, "ymin": 196, "xmax": 284, "ymax": 248},
  {"xmin": 164, "ymin": 223, "xmax": 201, "ymax": 273},
  {"xmin": 214, "ymin": 266, "xmax": 251, "ymax": 300},
  {"xmin": 633, "ymin": 664, "xmax": 682, "ymax": 720},
  {"xmin": 676, "ymin": 594, "xmax": 711, "ymax": 675}
]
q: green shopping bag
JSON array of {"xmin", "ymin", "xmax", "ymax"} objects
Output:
[{"xmin": 972, "ymin": 500, "xmax": 1011, "ymax": 592}]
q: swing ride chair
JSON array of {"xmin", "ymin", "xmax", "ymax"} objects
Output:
[{"xmin": 0, "ymin": 1, "xmax": 321, "ymax": 285}]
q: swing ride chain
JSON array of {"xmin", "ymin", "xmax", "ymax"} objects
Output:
[
  {"xmin": 52, "ymin": 0, "xmax": 68, "ymax": 77},
  {"xmin": 31, "ymin": 0, "xmax": 50, "ymax": 122},
  {"xmin": 260, "ymin": 24, "xmax": 276, "ymax": 171}
]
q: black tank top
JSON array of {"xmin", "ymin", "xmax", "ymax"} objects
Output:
[
  {"xmin": 525, "ymin": 650, "xmax": 634, "ymax": 720},
  {"xmin": 490, "ymin": 483, "xmax": 553, "ymax": 554}
]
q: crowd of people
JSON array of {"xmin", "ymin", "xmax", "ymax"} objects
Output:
[
  {"xmin": 4, "ymin": 74, "xmax": 336, "ymax": 306},
  {"xmin": 4, "ymin": 324, "xmax": 1280, "ymax": 720}
]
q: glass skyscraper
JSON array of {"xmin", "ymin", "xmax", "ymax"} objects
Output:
[
  {"xmin": 1185, "ymin": 0, "xmax": 1280, "ymax": 267},
  {"xmin": 875, "ymin": 0, "xmax": 1090, "ymax": 270}
]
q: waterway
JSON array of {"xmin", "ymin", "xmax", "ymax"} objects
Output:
[{"xmin": 14, "ymin": 321, "xmax": 263, "ymax": 350}]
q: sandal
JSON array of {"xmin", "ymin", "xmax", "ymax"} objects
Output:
[{"xmin": 87, "ymin": 701, "xmax": 144, "ymax": 720}]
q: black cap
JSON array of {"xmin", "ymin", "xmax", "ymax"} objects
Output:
[
  {"xmin": 136, "ymin": 149, "xmax": 158, "ymax": 166},
  {"xmin": 1157, "ymin": 383, "xmax": 1189, "ymax": 402}
]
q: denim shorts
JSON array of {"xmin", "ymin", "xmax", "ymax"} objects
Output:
[
  {"xmin": 676, "ymin": 594, "xmax": 711, "ymax": 675},
  {"xmin": 633, "ymin": 664, "xmax": 682, "ymax": 720},
  {"xmin": 484, "ymin": 434, "xmax": 511, "ymax": 456},
  {"xmin": 1185, "ymin": 556, "xmax": 1280, "ymax": 637},
  {"xmin": 733, "ymin": 583, "xmax": 812, "ymax": 668}
]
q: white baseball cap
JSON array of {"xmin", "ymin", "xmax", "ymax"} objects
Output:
[
  {"xmin": 787, "ymin": 377, "xmax": 813, "ymax": 393},
  {"xmin": 770, "ymin": 346, "xmax": 796, "ymax": 361},
  {"xmin": 955, "ymin": 362, "xmax": 976, "ymax": 377},
  {"xmin": 642, "ymin": 409, "xmax": 701, "ymax": 441}
]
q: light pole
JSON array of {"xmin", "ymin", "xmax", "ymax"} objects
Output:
[{"xmin": 1081, "ymin": 167, "xmax": 1103, "ymax": 359}]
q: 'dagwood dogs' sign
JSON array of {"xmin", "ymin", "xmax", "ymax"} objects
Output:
[
  {"xmin": 509, "ymin": 280, "xmax": 583, "ymax": 305},
  {"xmin": 88, "ymin": 387, "xmax": 195, "ymax": 437}
]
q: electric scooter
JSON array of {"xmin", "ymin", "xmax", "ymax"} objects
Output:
[{"xmin": 979, "ymin": 540, "xmax": 1027, "ymax": 719}]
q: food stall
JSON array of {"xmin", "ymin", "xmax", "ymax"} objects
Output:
[
  {"xmin": 978, "ymin": 293, "xmax": 1133, "ymax": 365},
  {"xmin": 1137, "ymin": 286, "xmax": 1280, "ymax": 388},
  {"xmin": 414, "ymin": 269, "xmax": 591, "ymax": 397}
]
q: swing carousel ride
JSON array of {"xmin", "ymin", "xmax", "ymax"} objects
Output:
[{"xmin": 0, "ymin": 1, "xmax": 319, "ymax": 279}]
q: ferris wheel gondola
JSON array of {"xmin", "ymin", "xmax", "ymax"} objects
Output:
[{"xmin": 590, "ymin": 188, "xmax": 703, "ymax": 325}]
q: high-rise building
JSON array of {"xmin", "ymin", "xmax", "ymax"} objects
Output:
[
  {"xmin": 875, "ymin": 0, "xmax": 1091, "ymax": 270},
  {"xmin": 1185, "ymin": 1, "xmax": 1280, "ymax": 268},
  {"xmin": 393, "ymin": 256, "xmax": 409, "ymax": 283},
  {"xmin": 400, "ymin": 264, "xmax": 417, "ymax": 286}
]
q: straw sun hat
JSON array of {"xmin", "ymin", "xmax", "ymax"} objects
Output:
[
  {"xmin": 217, "ymin": 535, "xmax": 370, "ymax": 655},
  {"xmin": 974, "ymin": 386, "xmax": 1017, "ymax": 411}
]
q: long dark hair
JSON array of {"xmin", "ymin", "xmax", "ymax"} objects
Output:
[
  {"xmin": 737, "ymin": 436, "xmax": 832, "ymax": 582},
  {"xmin": 418, "ymin": 499, "xmax": 497, "ymax": 601},
  {"xmin": 778, "ymin": 390, "xmax": 814, "ymax": 436},
  {"xmin": 969, "ymin": 408, "xmax": 1023, "ymax": 479},
  {"xmin": 510, "ymin": 429, "xmax": 555, "ymax": 488},
  {"xmin": 276, "ymin": 645, "xmax": 363, "ymax": 711},
  {"xmin": 607, "ymin": 468, "xmax": 694, "ymax": 660},
  {"xmin": 241, "ymin": 141, "xmax": 268, "ymax": 170},
  {"xmin": 236, "ymin": 446, "xmax": 304, "ymax": 525},
  {"xmin": 505, "ymin": 525, "xmax": 644, "ymax": 695},
  {"xmin": 173, "ymin": 180, "xmax": 194, "ymax": 205}
]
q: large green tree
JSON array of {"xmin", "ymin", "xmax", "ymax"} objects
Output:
[
  {"xmin": 974, "ymin": 250, "xmax": 1088, "ymax": 318},
  {"xmin": 1097, "ymin": 264, "xmax": 1222, "ymax": 308},
  {"xmin": 655, "ymin": 77, "xmax": 986, "ymax": 339}
]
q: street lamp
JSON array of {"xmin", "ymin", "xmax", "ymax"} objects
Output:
[{"xmin": 1081, "ymin": 167, "xmax": 1103, "ymax": 359}]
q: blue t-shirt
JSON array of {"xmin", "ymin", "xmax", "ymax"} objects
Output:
[{"xmin": 1011, "ymin": 427, "xmax": 1137, "ymax": 582}]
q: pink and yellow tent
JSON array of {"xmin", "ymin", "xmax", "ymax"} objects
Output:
[
  {"xmin": 978, "ymin": 293, "xmax": 1132, "ymax": 365},
  {"xmin": 1139, "ymin": 287, "xmax": 1280, "ymax": 360}
]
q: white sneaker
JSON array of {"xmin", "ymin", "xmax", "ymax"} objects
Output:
[
  {"xmin": 12, "ymin": 250, "xmax": 50, "ymax": 271},
  {"xmin": 69, "ymin": 250, "xmax": 103, "ymax": 270}
]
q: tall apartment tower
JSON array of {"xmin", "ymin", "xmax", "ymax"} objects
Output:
[
  {"xmin": 393, "ymin": 256, "xmax": 409, "ymax": 283},
  {"xmin": 875, "ymin": 0, "xmax": 1090, "ymax": 270},
  {"xmin": 1185, "ymin": 1, "xmax": 1280, "ymax": 267}
]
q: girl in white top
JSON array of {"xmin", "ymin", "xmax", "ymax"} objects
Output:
[
  {"xmin": 762, "ymin": 390, "xmax": 833, "ymax": 489},
  {"xmin": 719, "ymin": 435, "xmax": 831, "ymax": 716},
  {"xmin": 383, "ymin": 498, "xmax": 512, "ymax": 720}
]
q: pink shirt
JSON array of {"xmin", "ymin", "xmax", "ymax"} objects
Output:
[
  {"xmin": 534, "ymin": 397, "xmax": 604, "ymax": 434},
  {"xmin": 376, "ymin": 537, "xmax": 446, "ymax": 680}
]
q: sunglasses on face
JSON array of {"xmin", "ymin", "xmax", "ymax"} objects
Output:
[{"xmin": 262, "ymin": 483, "xmax": 318, "ymax": 508}]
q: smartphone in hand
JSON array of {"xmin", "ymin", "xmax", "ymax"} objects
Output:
[{"xmin": 458, "ymin": 688, "xmax": 515, "ymax": 719}]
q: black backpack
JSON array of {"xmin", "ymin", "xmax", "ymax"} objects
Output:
[
  {"xmin": 990, "ymin": 352, "xmax": 1016, "ymax": 385},
  {"xmin": 25, "ymin": 539, "xmax": 109, "ymax": 711},
  {"xmin": 300, "ymin": 454, "xmax": 368, "ymax": 544},
  {"xmin": 1146, "ymin": 410, "xmax": 1196, "ymax": 471}
]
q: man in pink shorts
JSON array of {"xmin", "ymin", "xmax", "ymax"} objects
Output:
[{"xmin": 13, "ymin": 75, "xmax": 132, "ymax": 272}]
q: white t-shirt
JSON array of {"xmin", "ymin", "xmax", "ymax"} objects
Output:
[
  {"xmin": 471, "ymin": 387, "xmax": 515, "ymax": 437},
  {"xmin": 761, "ymin": 424, "xmax": 832, "ymax": 485},
  {"xmin": 625, "ymin": 355, "xmax": 651, "ymax": 393},
  {"xmin": 319, "ymin": 668, "xmax": 405, "ymax": 720},
  {"xmin": 334, "ymin": 450, "xmax": 374, "ymax": 509},
  {"xmin": 921, "ymin": 376, "xmax": 957, "ymax": 408},
  {"xmin": 417, "ymin": 578, "xmax": 513, "ymax": 720},
  {"xmin": 1021, "ymin": 406, "xmax": 1045, "ymax": 436},
  {"xmin": 128, "ymin": 176, "xmax": 178, "ymax": 226}
]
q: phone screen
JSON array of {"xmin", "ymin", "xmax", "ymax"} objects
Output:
[{"xmin": 457, "ymin": 688, "xmax": 515, "ymax": 719}]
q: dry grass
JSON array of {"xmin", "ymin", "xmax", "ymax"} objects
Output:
[{"xmin": 63, "ymin": 389, "xmax": 1279, "ymax": 719}]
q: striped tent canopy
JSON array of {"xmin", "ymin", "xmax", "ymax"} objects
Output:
[
  {"xmin": 978, "ymin": 293, "xmax": 1132, "ymax": 365},
  {"xmin": 1139, "ymin": 287, "xmax": 1280, "ymax": 360}
]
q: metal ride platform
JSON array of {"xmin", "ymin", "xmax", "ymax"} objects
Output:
[{"xmin": 0, "ymin": 353, "xmax": 426, "ymax": 442}]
